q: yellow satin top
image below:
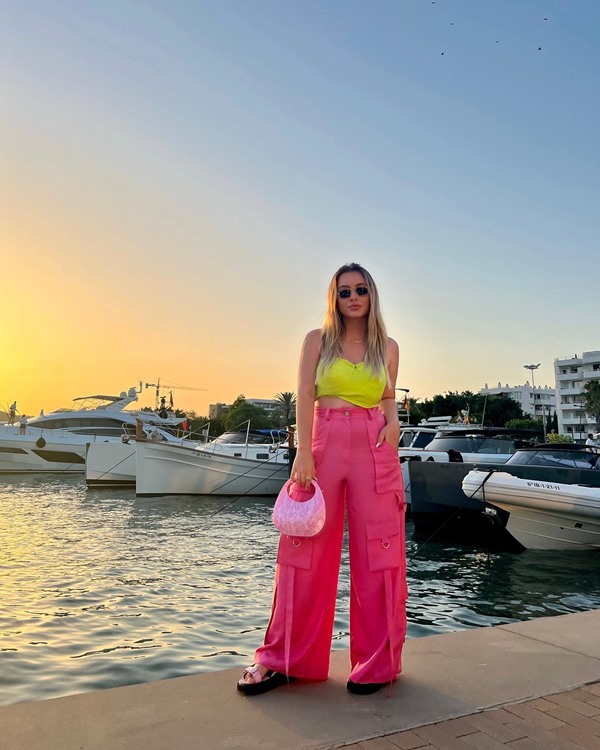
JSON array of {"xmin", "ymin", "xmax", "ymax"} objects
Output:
[{"xmin": 315, "ymin": 358, "xmax": 386, "ymax": 408}]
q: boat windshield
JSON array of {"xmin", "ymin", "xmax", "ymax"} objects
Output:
[
  {"xmin": 399, "ymin": 430, "xmax": 436, "ymax": 449},
  {"xmin": 424, "ymin": 435, "xmax": 518, "ymax": 455},
  {"xmin": 214, "ymin": 430, "xmax": 287, "ymax": 445},
  {"xmin": 508, "ymin": 448, "xmax": 600, "ymax": 470}
]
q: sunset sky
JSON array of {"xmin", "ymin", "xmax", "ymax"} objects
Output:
[{"xmin": 2, "ymin": 0, "xmax": 598, "ymax": 418}]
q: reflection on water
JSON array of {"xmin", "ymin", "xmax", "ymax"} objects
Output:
[
  {"xmin": 1, "ymin": 475, "xmax": 600, "ymax": 706},
  {"xmin": 407, "ymin": 540, "xmax": 600, "ymax": 637}
]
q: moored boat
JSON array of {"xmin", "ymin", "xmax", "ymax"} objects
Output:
[
  {"xmin": 398, "ymin": 418, "xmax": 487, "ymax": 507},
  {"xmin": 135, "ymin": 429, "xmax": 291, "ymax": 496},
  {"xmin": 411, "ymin": 442, "xmax": 600, "ymax": 550},
  {"xmin": 462, "ymin": 467, "xmax": 600, "ymax": 550},
  {"xmin": 87, "ymin": 427, "xmax": 289, "ymax": 488},
  {"xmin": 408, "ymin": 428, "xmax": 537, "ymax": 533},
  {"xmin": 0, "ymin": 387, "xmax": 185, "ymax": 474}
]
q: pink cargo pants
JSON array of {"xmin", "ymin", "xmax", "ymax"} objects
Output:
[{"xmin": 255, "ymin": 406, "xmax": 407, "ymax": 685}]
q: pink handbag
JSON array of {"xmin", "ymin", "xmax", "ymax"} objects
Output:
[{"xmin": 272, "ymin": 479, "xmax": 326, "ymax": 537}]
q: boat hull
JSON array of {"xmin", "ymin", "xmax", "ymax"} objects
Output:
[
  {"xmin": 463, "ymin": 470, "xmax": 600, "ymax": 550},
  {"xmin": 0, "ymin": 429, "xmax": 87, "ymax": 473},
  {"xmin": 408, "ymin": 457, "xmax": 600, "ymax": 551},
  {"xmin": 86, "ymin": 442, "xmax": 136, "ymax": 487},
  {"xmin": 136, "ymin": 441, "xmax": 289, "ymax": 496}
]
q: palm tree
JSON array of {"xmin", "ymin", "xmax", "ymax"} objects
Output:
[
  {"xmin": 583, "ymin": 380, "xmax": 600, "ymax": 431},
  {"xmin": 274, "ymin": 391, "xmax": 297, "ymax": 427}
]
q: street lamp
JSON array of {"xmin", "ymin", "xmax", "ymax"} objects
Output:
[
  {"xmin": 523, "ymin": 363, "xmax": 541, "ymax": 389},
  {"xmin": 523, "ymin": 363, "xmax": 541, "ymax": 419}
]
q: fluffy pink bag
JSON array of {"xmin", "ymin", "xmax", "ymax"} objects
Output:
[{"xmin": 272, "ymin": 479, "xmax": 326, "ymax": 537}]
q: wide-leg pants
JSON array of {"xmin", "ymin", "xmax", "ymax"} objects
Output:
[{"xmin": 255, "ymin": 406, "xmax": 407, "ymax": 684}]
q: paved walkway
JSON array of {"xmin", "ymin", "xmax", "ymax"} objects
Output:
[
  {"xmin": 2, "ymin": 609, "xmax": 600, "ymax": 749},
  {"xmin": 345, "ymin": 682, "xmax": 600, "ymax": 749}
]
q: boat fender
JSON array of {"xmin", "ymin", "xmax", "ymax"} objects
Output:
[
  {"xmin": 448, "ymin": 449, "xmax": 463, "ymax": 463},
  {"xmin": 36, "ymin": 437, "xmax": 46, "ymax": 448},
  {"xmin": 159, "ymin": 410, "xmax": 168, "ymax": 419}
]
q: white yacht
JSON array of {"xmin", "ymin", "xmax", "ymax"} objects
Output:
[
  {"xmin": 135, "ymin": 428, "xmax": 291, "ymax": 496},
  {"xmin": 462, "ymin": 445, "xmax": 600, "ymax": 550},
  {"xmin": 0, "ymin": 387, "xmax": 185, "ymax": 474}
]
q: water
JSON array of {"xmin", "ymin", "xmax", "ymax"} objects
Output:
[{"xmin": 2, "ymin": 475, "xmax": 600, "ymax": 707}]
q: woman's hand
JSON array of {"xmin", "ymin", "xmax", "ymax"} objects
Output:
[
  {"xmin": 376, "ymin": 422, "xmax": 400, "ymax": 449},
  {"xmin": 291, "ymin": 448, "xmax": 316, "ymax": 489}
]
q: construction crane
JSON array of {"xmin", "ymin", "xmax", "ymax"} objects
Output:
[{"xmin": 145, "ymin": 379, "xmax": 207, "ymax": 412}]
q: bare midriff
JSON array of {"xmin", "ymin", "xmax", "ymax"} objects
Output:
[{"xmin": 315, "ymin": 397, "xmax": 378, "ymax": 409}]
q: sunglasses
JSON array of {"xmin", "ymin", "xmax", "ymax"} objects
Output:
[{"xmin": 338, "ymin": 286, "xmax": 369, "ymax": 299}]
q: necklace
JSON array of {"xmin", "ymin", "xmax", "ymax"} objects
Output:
[{"xmin": 344, "ymin": 336, "xmax": 365, "ymax": 343}]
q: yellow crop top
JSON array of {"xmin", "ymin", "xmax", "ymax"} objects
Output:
[{"xmin": 315, "ymin": 359, "xmax": 386, "ymax": 408}]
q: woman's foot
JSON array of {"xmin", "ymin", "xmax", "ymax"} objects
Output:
[
  {"xmin": 237, "ymin": 664, "xmax": 295, "ymax": 695},
  {"xmin": 346, "ymin": 679, "xmax": 386, "ymax": 695}
]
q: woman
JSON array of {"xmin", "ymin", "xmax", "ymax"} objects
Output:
[{"xmin": 238, "ymin": 262, "xmax": 407, "ymax": 695}]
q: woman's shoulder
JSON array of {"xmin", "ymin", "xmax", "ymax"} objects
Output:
[
  {"xmin": 301, "ymin": 329, "xmax": 322, "ymax": 359},
  {"xmin": 386, "ymin": 337, "xmax": 399, "ymax": 362},
  {"xmin": 304, "ymin": 329, "xmax": 322, "ymax": 348}
]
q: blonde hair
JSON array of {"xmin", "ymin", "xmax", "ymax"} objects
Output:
[{"xmin": 318, "ymin": 262, "xmax": 389, "ymax": 383}]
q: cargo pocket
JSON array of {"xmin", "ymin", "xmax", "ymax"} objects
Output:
[
  {"xmin": 366, "ymin": 518, "xmax": 409, "ymax": 684},
  {"xmin": 275, "ymin": 535, "xmax": 315, "ymax": 676},
  {"xmin": 277, "ymin": 535, "xmax": 314, "ymax": 570},
  {"xmin": 371, "ymin": 439, "xmax": 403, "ymax": 494},
  {"xmin": 367, "ymin": 519, "xmax": 409, "ymax": 604},
  {"xmin": 366, "ymin": 519, "xmax": 402, "ymax": 572}
]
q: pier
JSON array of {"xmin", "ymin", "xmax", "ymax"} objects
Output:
[{"xmin": 2, "ymin": 609, "xmax": 600, "ymax": 749}]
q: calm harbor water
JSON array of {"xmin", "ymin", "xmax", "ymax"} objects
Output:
[{"xmin": 2, "ymin": 474, "xmax": 600, "ymax": 707}]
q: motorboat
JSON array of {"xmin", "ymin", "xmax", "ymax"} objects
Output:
[
  {"xmin": 0, "ymin": 387, "xmax": 185, "ymax": 474},
  {"xmin": 86, "ymin": 433, "xmax": 180, "ymax": 487},
  {"xmin": 86, "ymin": 427, "xmax": 289, "ymax": 488},
  {"xmin": 462, "ymin": 444, "xmax": 600, "ymax": 550},
  {"xmin": 135, "ymin": 428, "xmax": 292, "ymax": 496},
  {"xmin": 401, "ymin": 427, "xmax": 533, "ymax": 513},
  {"xmin": 398, "ymin": 417, "xmax": 486, "ymax": 507},
  {"xmin": 407, "ymin": 428, "xmax": 538, "ymax": 534},
  {"xmin": 399, "ymin": 416, "xmax": 462, "ymax": 450}
]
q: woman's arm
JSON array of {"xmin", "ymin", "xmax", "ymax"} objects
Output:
[
  {"xmin": 291, "ymin": 329, "xmax": 321, "ymax": 487},
  {"xmin": 377, "ymin": 338, "xmax": 400, "ymax": 447}
]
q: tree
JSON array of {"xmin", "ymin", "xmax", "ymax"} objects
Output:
[
  {"xmin": 223, "ymin": 395, "xmax": 275, "ymax": 431},
  {"xmin": 505, "ymin": 418, "xmax": 543, "ymax": 435},
  {"xmin": 475, "ymin": 394, "xmax": 524, "ymax": 427},
  {"xmin": 188, "ymin": 414, "xmax": 225, "ymax": 439},
  {"xmin": 405, "ymin": 397, "xmax": 426, "ymax": 425},
  {"xmin": 274, "ymin": 391, "xmax": 297, "ymax": 427},
  {"xmin": 546, "ymin": 431, "xmax": 574, "ymax": 444},
  {"xmin": 414, "ymin": 391, "xmax": 524, "ymax": 427},
  {"xmin": 583, "ymin": 380, "xmax": 600, "ymax": 430}
]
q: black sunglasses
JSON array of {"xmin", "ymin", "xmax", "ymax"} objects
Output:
[{"xmin": 338, "ymin": 286, "xmax": 369, "ymax": 299}]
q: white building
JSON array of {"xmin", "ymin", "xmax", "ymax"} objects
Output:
[
  {"xmin": 555, "ymin": 351, "xmax": 600, "ymax": 440},
  {"xmin": 478, "ymin": 382, "xmax": 556, "ymax": 419}
]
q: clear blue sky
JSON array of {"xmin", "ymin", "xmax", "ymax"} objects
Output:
[{"xmin": 2, "ymin": 1, "xmax": 598, "ymax": 413}]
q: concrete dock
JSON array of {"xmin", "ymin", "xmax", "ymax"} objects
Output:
[{"xmin": 2, "ymin": 609, "xmax": 600, "ymax": 749}]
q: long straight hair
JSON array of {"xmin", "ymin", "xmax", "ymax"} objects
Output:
[{"xmin": 318, "ymin": 262, "xmax": 389, "ymax": 383}]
